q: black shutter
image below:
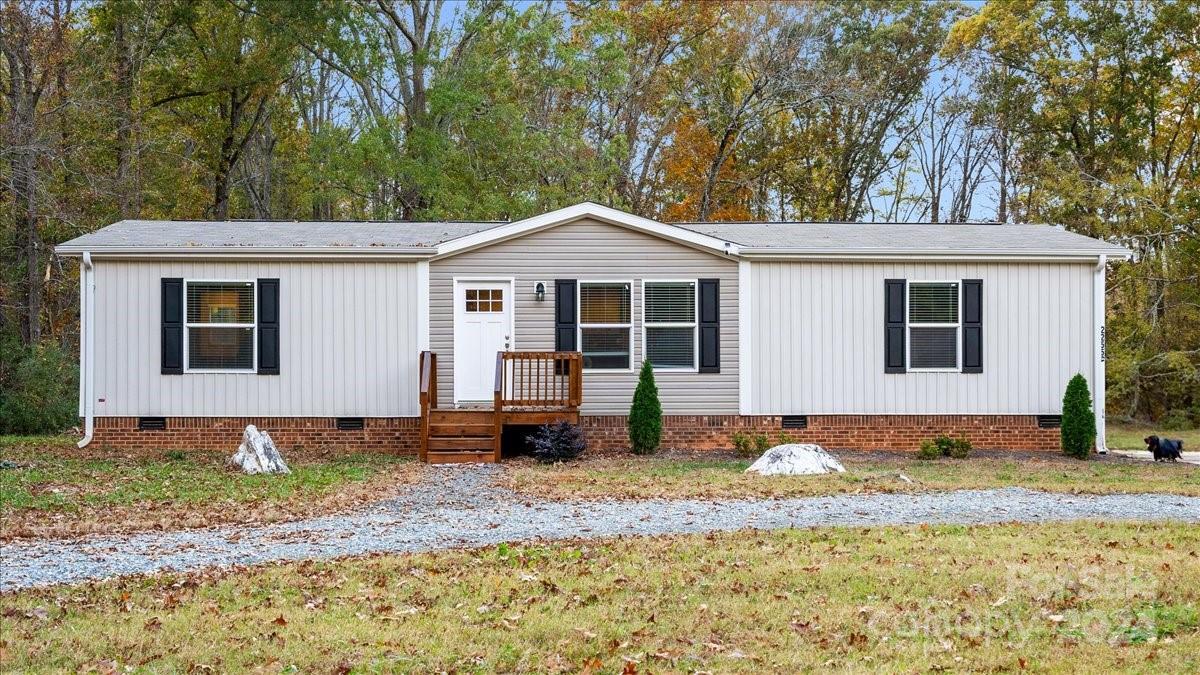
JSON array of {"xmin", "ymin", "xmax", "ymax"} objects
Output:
[
  {"xmin": 257, "ymin": 278, "xmax": 280, "ymax": 375},
  {"xmin": 554, "ymin": 279, "xmax": 577, "ymax": 351},
  {"xmin": 884, "ymin": 279, "xmax": 906, "ymax": 373},
  {"xmin": 161, "ymin": 278, "xmax": 183, "ymax": 374},
  {"xmin": 961, "ymin": 279, "xmax": 982, "ymax": 373},
  {"xmin": 698, "ymin": 278, "xmax": 720, "ymax": 373}
]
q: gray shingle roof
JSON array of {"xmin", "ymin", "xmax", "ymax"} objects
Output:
[
  {"xmin": 56, "ymin": 219, "xmax": 504, "ymax": 252},
  {"xmin": 56, "ymin": 213, "xmax": 1129, "ymax": 258},
  {"xmin": 674, "ymin": 221, "xmax": 1129, "ymax": 255}
]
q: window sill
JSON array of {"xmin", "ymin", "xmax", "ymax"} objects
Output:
[
  {"xmin": 906, "ymin": 368, "xmax": 961, "ymax": 373},
  {"xmin": 182, "ymin": 369, "xmax": 257, "ymax": 374}
]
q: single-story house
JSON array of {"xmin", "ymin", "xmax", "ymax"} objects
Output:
[{"xmin": 56, "ymin": 202, "xmax": 1130, "ymax": 462}]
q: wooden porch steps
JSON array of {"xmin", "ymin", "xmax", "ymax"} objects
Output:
[
  {"xmin": 424, "ymin": 408, "xmax": 499, "ymax": 464},
  {"xmin": 418, "ymin": 350, "xmax": 584, "ymax": 464}
]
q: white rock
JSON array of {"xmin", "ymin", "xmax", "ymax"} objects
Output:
[
  {"xmin": 744, "ymin": 443, "xmax": 845, "ymax": 476},
  {"xmin": 229, "ymin": 425, "xmax": 291, "ymax": 475}
]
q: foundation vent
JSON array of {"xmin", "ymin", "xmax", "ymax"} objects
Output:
[
  {"xmin": 137, "ymin": 417, "xmax": 167, "ymax": 431},
  {"xmin": 1036, "ymin": 415, "xmax": 1062, "ymax": 429},
  {"xmin": 336, "ymin": 417, "xmax": 365, "ymax": 431},
  {"xmin": 781, "ymin": 415, "xmax": 808, "ymax": 430}
]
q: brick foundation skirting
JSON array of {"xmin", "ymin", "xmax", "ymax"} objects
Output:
[
  {"xmin": 90, "ymin": 414, "xmax": 1057, "ymax": 455},
  {"xmin": 91, "ymin": 417, "xmax": 421, "ymax": 455},
  {"xmin": 578, "ymin": 414, "xmax": 1059, "ymax": 452}
]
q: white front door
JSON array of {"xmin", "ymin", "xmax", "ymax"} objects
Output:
[{"xmin": 453, "ymin": 280, "xmax": 513, "ymax": 403}]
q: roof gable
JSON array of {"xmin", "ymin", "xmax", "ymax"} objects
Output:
[{"xmin": 432, "ymin": 202, "xmax": 738, "ymax": 260}]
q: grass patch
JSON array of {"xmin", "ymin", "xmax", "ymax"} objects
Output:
[
  {"xmin": 1108, "ymin": 421, "xmax": 1199, "ymax": 450},
  {"xmin": 1, "ymin": 522, "xmax": 1197, "ymax": 672},
  {"xmin": 0, "ymin": 437, "xmax": 420, "ymax": 540},
  {"xmin": 501, "ymin": 451, "xmax": 1200, "ymax": 500}
]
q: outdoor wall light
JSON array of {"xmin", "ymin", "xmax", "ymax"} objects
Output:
[{"xmin": 534, "ymin": 281, "xmax": 546, "ymax": 301}]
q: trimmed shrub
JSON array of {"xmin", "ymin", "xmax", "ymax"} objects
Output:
[
  {"xmin": 946, "ymin": 437, "xmax": 972, "ymax": 458},
  {"xmin": 753, "ymin": 432, "xmax": 771, "ymax": 454},
  {"xmin": 0, "ymin": 338, "xmax": 78, "ymax": 435},
  {"xmin": 731, "ymin": 431, "xmax": 754, "ymax": 457},
  {"xmin": 628, "ymin": 360, "xmax": 662, "ymax": 454},
  {"xmin": 527, "ymin": 422, "xmax": 586, "ymax": 463},
  {"xmin": 916, "ymin": 440, "xmax": 942, "ymax": 460},
  {"xmin": 917, "ymin": 434, "xmax": 972, "ymax": 459},
  {"xmin": 1061, "ymin": 373, "xmax": 1096, "ymax": 459}
]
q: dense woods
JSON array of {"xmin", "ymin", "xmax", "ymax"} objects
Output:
[{"xmin": 1, "ymin": 0, "xmax": 1197, "ymax": 429}]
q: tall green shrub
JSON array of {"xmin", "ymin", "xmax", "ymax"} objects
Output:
[
  {"xmin": 1061, "ymin": 373, "xmax": 1096, "ymax": 459},
  {"xmin": 628, "ymin": 359, "xmax": 662, "ymax": 455},
  {"xmin": 0, "ymin": 338, "xmax": 78, "ymax": 435}
]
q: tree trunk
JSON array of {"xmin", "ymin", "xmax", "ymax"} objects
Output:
[{"xmin": 113, "ymin": 15, "xmax": 136, "ymax": 218}]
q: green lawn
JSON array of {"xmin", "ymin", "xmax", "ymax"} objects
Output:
[
  {"xmin": 0, "ymin": 436, "xmax": 419, "ymax": 540},
  {"xmin": 503, "ymin": 451, "xmax": 1200, "ymax": 500},
  {"xmin": 2, "ymin": 522, "xmax": 1197, "ymax": 672},
  {"xmin": 1107, "ymin": 421, "xmax": 1200, "ymax": 450}
]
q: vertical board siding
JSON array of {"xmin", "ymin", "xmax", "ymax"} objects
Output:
[
  {"xmin": 745, "ymin": 261, "xmax": 1094, "ymax": 415},
  {"xmin": 92, "ymin": 260, "xmax": 421, "ymax": 417},
  {"xmin": 430, "ymin": 218, "xmax": 739, "ymax": 415}
]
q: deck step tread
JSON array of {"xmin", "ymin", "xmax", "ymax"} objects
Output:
[
  {"xmin": 427, "ymin": 436, "xmax": 495, "ymax": 451},
  {"xmin": 428, "ymin": 411, "xmax": 495, "ymax": 425},
  {"xmin": 428, "ymin": 423, "xmax": 495, "ymax": 437},
  {"xmin": 427, "ymin": 450, "xmax": 496, "ymax": 464}
]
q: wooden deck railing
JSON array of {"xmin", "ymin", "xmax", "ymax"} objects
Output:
[
  {"xmin": 418, "ymin": 350, "xmax": 437, "ymax": 461},
  {"xmin": 493, "ymin": 351, "xmax": 583, "ymax": 411}
]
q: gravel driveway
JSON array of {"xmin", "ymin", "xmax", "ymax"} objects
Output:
[{"xmin": 3, "ymin": 464, "xmax": 1199, "ymax": 592}]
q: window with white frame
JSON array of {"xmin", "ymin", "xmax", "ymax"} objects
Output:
[
  {"xmin": 578, "ymin": 282, "xmax": 631, "ymax": 370},
  {"xmin": 908, "ymin": 281, "xmax": 959, "ymax": 370},
  {"xmin": 643, "ymin": 281, "xmax": 697, "ymax": 369},
  {"xmin": 185, "ymin": 281, "xmax": 255, "ymax": 371}
]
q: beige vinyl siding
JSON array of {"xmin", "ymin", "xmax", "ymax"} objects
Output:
[
  {"xmin": 743, "ymin": 261, "xmax": 1094, "ymax": 415},
  {"xmin": 91, "ymin": 260, "xmax": 422, "ymax": 417},
  {"xmin": 430, "ymin": 218, "xmax": 738, "ymax": 414}
]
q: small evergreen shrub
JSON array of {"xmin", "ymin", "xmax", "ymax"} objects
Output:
[
  {"xmin": 916, "ymin": 440, "xmax": 942, "ymax": 460},
  {"xmin": 731, "ymin": 431, "xmax": 754, "ymax": 457},
  {"xmin": 732, "ymin": 431, "xmax": 774, "ymax": 457},
  {"xmin": 777, "ymin": 431, "xmax": 798, "ymax": 445},
  {"xmin": 753, "ymin": 432, "xmax": 771, "ymax": 454},
  {"xmin": 1061, "ymin": 373, "xmax": 1096, "ymax": 459},
  {"xmin": 917, "ymin": 434, "xmax": 972, "ymax": 459},
  {"xmin": 946, "ymin": 437, "xmax": 972, "ymax": 458},
  {"xmin": 628, "ymin": 360, "xmax": 662, "ymax": 455},
  {"xmin": 527, "ymin": 422, "xmax": 586, "ymax": 463}
]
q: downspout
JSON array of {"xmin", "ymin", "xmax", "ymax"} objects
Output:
[
  {"xmin": 77, "ymin": 252, "xmax": 95, "ymax": 448},
  {"xmin": 1094, "ymin": 254, "xmax": 1107, "ymax": 454}
]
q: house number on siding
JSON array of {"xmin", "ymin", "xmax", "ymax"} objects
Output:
[{"xmin": 1100, "ymin": 325, "xmax": 1106, "ymax": 362}]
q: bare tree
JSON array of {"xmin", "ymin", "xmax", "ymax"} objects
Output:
[{"xmin": 0, "ymin": 0, "xmax": 75, "ymax": 345}]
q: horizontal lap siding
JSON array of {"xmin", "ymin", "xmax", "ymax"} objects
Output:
[
  {"xmin": 745, "ymin": 261, "xmax": 1093, "ymax": 414},
  {"xmin": 430, "ymin": 218, "xmax": 739, "ymax": 414},
  {"xmin": 92, "ymin": 260, "xmax": 421, "ymax": 417}
]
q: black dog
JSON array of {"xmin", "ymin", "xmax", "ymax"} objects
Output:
[{"xmin": 1144, "ymin": 435, "xmax": 1184, "ymax": 462}]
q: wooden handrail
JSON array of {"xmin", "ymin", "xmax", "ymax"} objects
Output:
[
  {"xmin": 495, "ymin": 351, "xmax": 583, "ymax": 411},
  {"xmin": 418, "ymin": 351, "xmax": 437, "ymax": 461}
]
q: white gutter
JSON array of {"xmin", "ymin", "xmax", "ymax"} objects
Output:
[
  {"xmin": 55, "ymin": 246, "xmax": 434, "ymax": 258},
  {"xmin": 1094, "ymin": 254, "xmax": 1108, "ymax": 454},
  {"xmin": 77, "ymin": 252, "xmax": 95, "ymax": 448},
  {"xmin": 737, "ymin": 248, "xmax": 1132, "ymax": 260}
]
